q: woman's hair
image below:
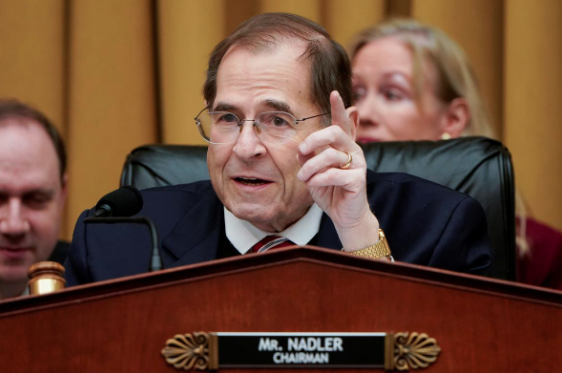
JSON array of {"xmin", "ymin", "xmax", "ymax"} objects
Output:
[{"xmin": 348, "ymin": 18, "xmax": 495, "ymax": 139}]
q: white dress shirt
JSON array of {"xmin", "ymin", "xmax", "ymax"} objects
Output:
[{"xmin": 224, "ymin": 204, "xmax": 323, "ymax": 254}]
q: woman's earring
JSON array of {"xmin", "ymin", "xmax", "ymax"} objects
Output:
[{"xmin": 441, "ymin": 132, "xmax": 451, "ymax": 140}]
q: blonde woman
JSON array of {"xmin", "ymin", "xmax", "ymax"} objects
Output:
[{"xmin": 348, "ymin": 19, "xmax": 562, "ymax": 289}]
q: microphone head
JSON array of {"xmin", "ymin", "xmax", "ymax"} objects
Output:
[{"xmin": 95, "ymin": 185, "xmax": 143, "ymax": 217}]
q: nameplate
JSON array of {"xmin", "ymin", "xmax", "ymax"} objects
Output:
[{"xmin": 161, "ymin": 331, "xmax": 441, "ymax": 371}]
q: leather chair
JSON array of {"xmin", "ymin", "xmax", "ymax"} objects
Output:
[{"xmin": 121, "ymin": 136, "xmax": 516, "ymax": 280}]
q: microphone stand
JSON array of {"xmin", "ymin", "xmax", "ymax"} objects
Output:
[{"xmin": 84, "ymin": 216, "xmax": 162, "ymax": 272}]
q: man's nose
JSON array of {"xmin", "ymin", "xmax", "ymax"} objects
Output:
[
  {"xmin": 0, "ymin": 199, "xmax": 30, "ymax": 236},
  {"xmin": 232, "ymin": 122, "xmax": 266, "ymax": 160}
]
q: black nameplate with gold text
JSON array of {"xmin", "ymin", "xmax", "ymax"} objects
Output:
[
  {"xmin": 161, "ymin": 331, "xmax": 441, "ymax": 371},
  {"xmin": 217, "ymin": 332, "xmax": 385, "ymax": 368}
]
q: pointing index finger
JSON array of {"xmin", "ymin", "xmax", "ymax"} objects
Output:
[{"xmin": 330, "ymin": 90, "xmax": 352, "ymax": 137}]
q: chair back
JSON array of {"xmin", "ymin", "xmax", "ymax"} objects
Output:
[{"xmin": 121, "ymin": 137, "xmax": 516, "ymax": 280}]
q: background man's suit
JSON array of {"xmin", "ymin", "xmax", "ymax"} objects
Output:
[{"xmin": 65, "ymin": 171, "xmax": 491, "ymax": 286}]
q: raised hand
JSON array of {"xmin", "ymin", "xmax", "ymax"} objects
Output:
[{"xmin": 297, "ymin": 91, "xmax": 380, "ymax": 251}]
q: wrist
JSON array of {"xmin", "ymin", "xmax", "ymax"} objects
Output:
[{"xmin": 338, "ymin": 212, "xmax": 380, "ymax": 252}]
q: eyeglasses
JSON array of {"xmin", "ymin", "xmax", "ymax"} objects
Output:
[{"xmin": 195, "ymin": 108, "xmax": 330, "ymax": 145}]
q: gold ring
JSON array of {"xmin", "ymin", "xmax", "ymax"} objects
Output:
[{"xmin": 340, "ymin": 152, "xmax": 352, "ymax": 169}]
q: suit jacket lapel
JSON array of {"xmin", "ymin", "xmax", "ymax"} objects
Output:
[
  {"xmin": 315, "ymin": 213, "xmax": 342, "ymax": 250},
  {"xmin": 160, "ymin": 188, "xmax": 224, "ymax": 268}
]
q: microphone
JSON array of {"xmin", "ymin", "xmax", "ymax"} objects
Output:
[
  {"xmin": 86, "ymin": 185, "xmax": 162, "ymax": 272},
  {"xmin": 94, "ymin": 185, "xmax": 143, "ymax": 217}
]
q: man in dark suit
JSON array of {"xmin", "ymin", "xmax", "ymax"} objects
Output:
[
  {"xmin": 65, "ymin": 13, "xmax": 490, "ymax": 286},
  {"xmin": 0, "ymin": 100, "xmax": 69, "ymax": 299}
]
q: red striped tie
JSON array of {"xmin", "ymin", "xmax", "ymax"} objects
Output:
[{"xmin": 251, "ymin": 236, "xmax": 295, "ymax": 253}]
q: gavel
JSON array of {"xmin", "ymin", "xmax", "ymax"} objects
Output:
[{"xmin": 27, "ymin": 261, "xmax": 66, "ymax": 296}]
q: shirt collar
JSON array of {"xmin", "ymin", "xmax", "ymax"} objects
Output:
[{"xmin": 225, "ymin": 203, "xmax": 323, "ymax": 254}]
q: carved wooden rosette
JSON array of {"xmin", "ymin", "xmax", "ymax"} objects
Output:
[
  {"xmin": 391, "ymin": 332, "xmax": 441, "ymax": 371},
  {"xmin": 161, "ymin": 332, "xmax": 218, "ymax": 370}
]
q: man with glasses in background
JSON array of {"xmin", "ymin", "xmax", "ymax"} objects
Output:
[{"xmin": 65, "ymin": 13, "xmax": 491, "ymax": 286}]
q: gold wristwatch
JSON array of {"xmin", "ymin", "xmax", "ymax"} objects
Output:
[{"xmin": 349, "ymin": 229, "xmax": 392, "ymax": 260}]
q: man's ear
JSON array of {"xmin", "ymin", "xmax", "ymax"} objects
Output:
[
  {"xmin": 441, "ymin": 98, "xmax": 470, "ymax": 138},
  {"xmin": 60, "ymin": 173, "xmax": 69, "ymax": 206},
  {"xmin": 345, "ymin": 106, "xmax": 359, "ymax": 142}
]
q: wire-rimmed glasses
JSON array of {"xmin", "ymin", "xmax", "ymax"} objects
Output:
[{"xmin": 195, "ymin": 108, "xmax": 330, "ymax": 145}]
